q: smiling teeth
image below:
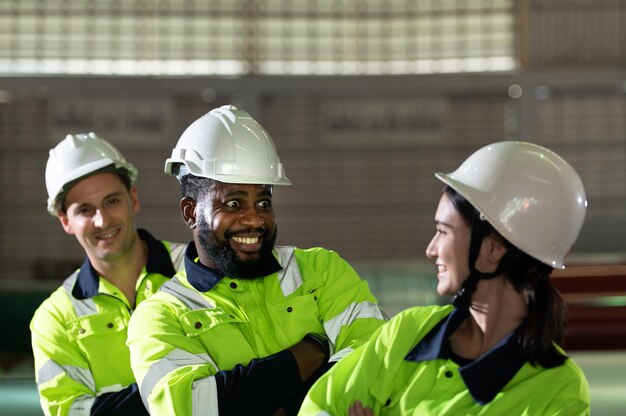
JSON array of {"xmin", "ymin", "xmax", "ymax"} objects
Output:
[
  {"xmin": 99, "ymin": 230, "xmax": 117, "ymax": 239},
  {"xmin": 232, "ymin": 236, "xmax": 258, "ymax": 244}
]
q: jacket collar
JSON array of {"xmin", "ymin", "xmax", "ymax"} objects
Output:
[
  {"xmin": 404, "ymin": 307, "xmax": 527, "ymax": 405},
  {"xmin": 72, "ymin": 229, "xmax": 176, "ymax": 300},
  {"xmin": 184, "ymin": 242, "xmax": 283, "ymax": 293}
]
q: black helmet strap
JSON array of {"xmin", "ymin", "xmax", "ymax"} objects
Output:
[{"xmin": 452, "ymin": 211, "xmax": 508, "ymax": 309}]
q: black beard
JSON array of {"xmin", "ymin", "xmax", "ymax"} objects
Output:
[{"xmin": 197, "ymin": 212, "xmax": 278, "ymax": 279}]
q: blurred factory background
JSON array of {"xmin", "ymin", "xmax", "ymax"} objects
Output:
[{"xmin": 0, "ymin": 0, "xmax": 625, "ymax": 414}]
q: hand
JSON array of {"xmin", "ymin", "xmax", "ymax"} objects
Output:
[
  {"xmin": 288, "ymin": 337, "xmax": 327, "ymax": 383},
  {"xmin": 348, "ymin": 401, "xmax": 374, "ymax": 416}
]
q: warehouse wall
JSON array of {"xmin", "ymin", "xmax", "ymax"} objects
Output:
[{"xmin": 0, "ymin": 0, "xmax": 624, "ymax": 290}]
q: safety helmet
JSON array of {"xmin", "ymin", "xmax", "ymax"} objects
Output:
[
  {"xmin": 45, "ymin": 132, "xmax": 138, "ymax": 215},
  {"xmin": 164, "ymin": 105, "xmax": 291, "ymax": 185},
  {"xmin": 435, "ymin": 141, "xmax": 587, "ymax": 269}
]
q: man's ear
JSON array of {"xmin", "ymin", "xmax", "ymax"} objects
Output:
[
  {"xmin": 180, "ymin": 197, "xmax": 197, "ymax": 229},
  {"xmin": 58, "ymin": 212, "xmax": 74, "ymax": 235}
]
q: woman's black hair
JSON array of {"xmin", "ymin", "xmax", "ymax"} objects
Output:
[{"xmin": 444, "ymin": 185, "xmax": 567, "ymax": 368}]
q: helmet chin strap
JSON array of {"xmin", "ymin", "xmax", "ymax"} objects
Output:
[{"xmin": 452, "ymin": 212, "xmax": 507, "ymax": 310}]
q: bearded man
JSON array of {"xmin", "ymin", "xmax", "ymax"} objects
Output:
[{"xmin": 127, "ymin": 105, "xmax": 387, "ymax": 416}]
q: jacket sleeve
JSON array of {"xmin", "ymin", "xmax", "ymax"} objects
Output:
[
  {"xmin": 541, "ymin": 368, "xmax": 590, "ymax": 416},
  {"xmin": 30, "ymin": 298, "xmax": 148, "ymax": 416},
  {"xmin": 214, "ymin": 349, "xmax": 307, "ymax": 415},
  {"xmin": 127, "ymin": 297, "xmax": 307, "ymax": 416},
  {"xmin": 31, "ymin": 301, "xmax": 93, "ymax": 416},
  {"xmin": 298, "ymin": 323, "xmax": 389, "ymax": 416},
  {"xmin": 310, "ymin": 249, "xmax": 387, "ymax": 359},
  {"xmin": 91, "ymin": 384, "xmax": 147, "ymax": 416}
]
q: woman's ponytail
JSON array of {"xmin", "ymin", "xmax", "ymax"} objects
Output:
[{"xmin": 514, "ymin": 258, "xmax": 568, "ymax": 368}]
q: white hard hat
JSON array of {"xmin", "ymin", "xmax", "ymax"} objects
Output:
[
  {"xmin": 164, "ymin": 105, "xmax": 291, "ymax": 185},
  {"xmin": 45, "ymin": 132, "xmax": 138, "ymax": 215},
  {"xmin": 435, "ymin": 141, "xmax": 587, "ymax": 269}
]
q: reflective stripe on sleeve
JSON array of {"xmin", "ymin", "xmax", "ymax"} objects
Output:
[
  {"xmin": 323, "ymin": 301, "xmax": 385, "ymax": 344},
  {"xmin": 62, "ymin": 273, "xmax": 98, "ymax": 317},
  {"xmin": 68, "ymin": 395, "xmax": 96, "ymax": 416},
  {"xmin": 140, "ymin": 348, "xmax": 218, "ymax": 409},
  {"xmin": 98, "ymin": 383, "xmax": 124, "ymax": 394},
  {"xmin": 328, "ymin": 347, "xmax": 354, "ymax": 363},
  {"xmin": 191, "ymin": 376, "xmax": 219, "ymax": 416},
  {"xmin": 37, "ymin": 359, "xmax": 96, "ymax": 393},
  {"xmin": 160, "ymin": 277, "xmax": 214, "ymax": 310},
  {"xmin": 275, "ymin": 246, "xmax": 303, "ymax": 297}
]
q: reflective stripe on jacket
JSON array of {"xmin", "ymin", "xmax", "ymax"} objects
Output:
[
  {"xmin": 127, "ymin": 245, "xmax": 387, "ymax": 415},
  {"xmin": 30, "ymin": 229, "xmax": 185, "ymax": 416}
]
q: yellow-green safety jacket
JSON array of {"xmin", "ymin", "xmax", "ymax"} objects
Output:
[
  {"xmin": 127, "ymin": 244, "xmax": 387, "ymax": 416},
  {"xmin": 30, "ymin": 229, "xmax": 185, "ymax": 416},
  {"xmin": 300, "ymin": 304, "xmax": 590, "ymax": 415}
]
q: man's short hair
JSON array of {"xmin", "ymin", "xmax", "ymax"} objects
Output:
[
  {"xmin": 179, "ymin": 173, "xmax": 217, "ymax": 202},
  {"xmin": 57, "ymin": 165, "xmax": 133, "ymax": 214}
]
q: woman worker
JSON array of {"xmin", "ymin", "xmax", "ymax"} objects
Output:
[{"xmin": 299, "ymin": 141, "xmax": 590, "ymax": 415}]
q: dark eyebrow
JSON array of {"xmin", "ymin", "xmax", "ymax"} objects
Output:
[
  {"xmin": 258, "ymin": 189, "xmax": 273, "ymax": 198},
  {"xmin": 104, "ymin": 191, "xmax": 124, "ymax": 199},
  {"xmin": 434, "ymin": 220, "xmax": 454, "ymax": 229},
  {"xmin": 223, "ymin": 190, "xmax": 248, "ymax": 198},
  {"xmin": 71, "ymin": 191, "xmax": 124, "ymax": 210}
]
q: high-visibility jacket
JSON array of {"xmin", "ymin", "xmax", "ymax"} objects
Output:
[
  {"xmin": 30, "ymin": 229, "xmax": 185, "ymax": 416},
  {"xmin": 300, "ymin": 305, "xmax": 591, "ymax": 416},
  {"xmin": 127, "ymin": 244, "xmax": 387, "ymax": 416}
]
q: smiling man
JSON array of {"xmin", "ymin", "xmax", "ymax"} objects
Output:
[
  {"xmin": 30, "ymin": 133, "xmax": 185, "ymax": 416},
  {"xmin": 126, "ymin": 105, "xmax": 387, "ymax": 416}
]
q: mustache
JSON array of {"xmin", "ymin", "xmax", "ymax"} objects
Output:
[{"xmin": 224, "ymin": 227, "xmax": 268, "ymax": 239}]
